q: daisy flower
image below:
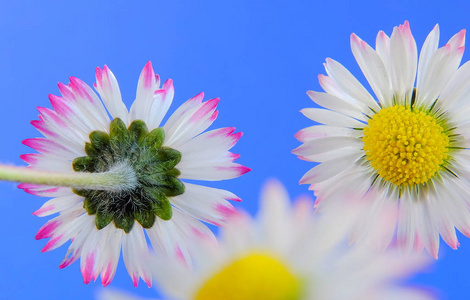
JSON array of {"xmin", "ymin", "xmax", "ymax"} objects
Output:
[
  {"xmin": 20, "ymin": 62, "xmax": 250, "ymax": 287},
  {"xmin": 98, "ymin": 179, "xmax": 434, "ymax": 300},
  {"xmin": 293, "ymin": 21, "xmax": 470, "ymax": 257}
]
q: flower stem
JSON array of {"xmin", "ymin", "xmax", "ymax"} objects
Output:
[{"xmin": 0, "ymin": 162, "xmax": 137, "ymax": 191}]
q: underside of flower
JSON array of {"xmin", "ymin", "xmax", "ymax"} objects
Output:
[
  {"xmin": 363, "ymin": 101, "xmax": 455, "ymax": 188},
  {"xmin": 194, "ymin": 252, "xmax": 303, "ymax": 300},
  {"xmin": 72, "ymin": 118, "xmax": 184, "ymax": 233}
]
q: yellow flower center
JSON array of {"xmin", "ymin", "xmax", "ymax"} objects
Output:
[
  {"xmin": 195, "ymin": 253, "xmax": 303, "ymax": 300},
  {"xmin": 363, "ymin": 105, "xmax": 450, "ymax": 186}
]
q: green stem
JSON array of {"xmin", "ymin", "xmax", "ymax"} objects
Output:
[{"xmin": 0, "ymin": 162, "xmax": 137, "ymax": 191}]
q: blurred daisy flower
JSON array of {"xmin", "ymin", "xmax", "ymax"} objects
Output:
[
  {"xmin": 99, "ymin": 180, "xmax": 434, "ymax": 300},
  {"xmin": 20, "ymin": 62, "xmax": 250, "ymax": 286},
  {"xmin": 293, "ymin": 21, "xmax": 470, "ymax": 257}
]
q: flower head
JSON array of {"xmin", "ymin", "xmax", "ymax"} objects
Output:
[
  {"xmin": 99, "ymin": 180, "xmax": 434, "ymax": 300},
  {"xmin": 293, "ymin": 22, "xmax": 470, "ymax": 257},
  {"xmin": 20, "ymin": 62, "xmax": 250, "ymax": 286}
]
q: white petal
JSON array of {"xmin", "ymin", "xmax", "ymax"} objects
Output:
[
  {"xmin": 293, "ymin": 136, "xmax": 362, "ymax": 157},
  {"xmin": 295, "ymin": 125, "xmax": 362, "ymax": 143},
  {"xmin": 318, "ymin": 74, "xmax": 348, "ymax": 100},
  {"xmin": 21, "ymin": 153, "xmax": 73, "ymax": 172},
  {"xmin": 307, "ymin": 90, "xmax": 368, "ymax": 121},
  {"xmin": 33, "ymin": 194, "xmax": 82, "ymax": 217},
  {"xmin": 130, "ymin": 61, "xmax": 159, "ymax": 123},
  {"xmin": 171, "ymin": 183, "xmax": 240, "ymax": 226},
  {"xmin": 164, "ymin": 98, "xmax": 219, "ymax": 148},
  {"xmin": 80, "ymin": 223, "xmax": 104, "ymax": 283},
  {"xmin": 34, "ymin": 107, "xmax": 87, "ymax": 153},
  {"xmin": 323, "ymin": 58, "xmax": 380, "ymax": 111},
  {"xmin": 94, "ymin": 65, "xmax": 129, "ymax": 121},
  {"xmin": 146, "ymin": 79, "xmax": 175, "ymax": 130},
  {"xmin": 416, "ymin": 24, "xmax": 440, "ymax": 94},
  {"xmin": 48, "ymin": 93, "xmax": 108, "ymax": 135},
  {"xmin": 257, "ymin": 179, "xmax": 295, "ymax": 251},
  {"xmin": 97, "ymin": 225, "xmax": 124, "ymax": 286},
  {"xmin": 313, "ymin": 166, "xmax": 373, "ymax": 202},
  {"xmin": 299, "ymin": 152, "xmax": 362, "ymax": 184},
  {"xmin": 376, "ymin": 31, "xmax": 391, "ymax": 75},
  {"xmin": 176, "ymin": 127, "xmax": 241, "ymax": 161},
  {"xmin": 96, "ymin": 288, "xmax": 153, "ymax": 300},
  {"xmin": 58, "ymin": 80, "xmax": 110, "ymax": 131},
  {"xmin": 350, "ymin": 190, "xmax": 398, "ymax": 250},
  {"xmin": 163, "ymin": 92, "xmax": 204, "ymax": 136},
  {"xmin": 178, "ymin": 162, "xmax": 250, "ymax": 181},
  {"xmin": 350, "ymin": 33, "xmax": 392, "ymax": 107},
  {"xmin": 301, "ymin": 108, "xmax": 366, "ymax": 128},
  {"xmin": 298, "ymin": 146, "xmax": 363, "ymax": 163},
  {"xmin": 438, "ymin": 60, "xmax": 470, "ymax": 110},
  {"xmin": 389, "ymin": 21, "xmax": 417, "ymax": 104},
  {"xmin": 447, "ymin": 29, "xmax": 466, "ymax": 50},
  {"xmin": 148, "ymin": 209, "xmax": 215, "ymax": 267},
  {"xmin": 122, "ymin": 223, "xmax": 152, "ymax": 287},
  {"xmin": 416, "ymin": 44, "xmax": 464, "ymax": 108}
]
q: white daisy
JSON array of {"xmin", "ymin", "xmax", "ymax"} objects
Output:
[
  {"xmin": 99, "ymin": 180, "xmax": 435, "ymax": 300},
  {"xmin": 20, "ymin": 62, "xmax": 250, "ymax": 286},
  {"xmin": 293, "ymin": 21, "xmax": 470, "ymax": 257}
]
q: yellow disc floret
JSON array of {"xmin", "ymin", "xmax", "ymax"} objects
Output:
[
  {"xmin": 363, "ymin": 105, "xmax": 450, "ymax": 187},
  {"xmin": 195, "ymin": 252, "xmax": 302, "ymax": 300}
]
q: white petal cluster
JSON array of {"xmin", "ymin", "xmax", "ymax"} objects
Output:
[{"xmin": 294, "ymin": 22, "xmax": 470, "ymax": 258}]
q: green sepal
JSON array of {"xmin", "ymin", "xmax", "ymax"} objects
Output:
[
  {"xmin": 72, "ymin": 188, "xmax": 86, "ymax": 197},
  {"xmin": 113, "ymin": 213, "xmax": 135, "ymax": 233},
  {"xmin": 165, "ymin": 168, "xmax": 181, "ymax": 177},
  {"xmin": 109, "ymin": 118, "xmax": 128, "ymax": 139},
  {"xmin": 158, "ymin": 147, "xmax": 182, "ymax": 169},
  {"xmin": 84, "ymin": 142, "xmax": 100, "ymax": 158},
  {"xmin": 134, "ymin": 209, "xmax": 156, "ymax": 228},
  {"xmin": 160, "ymin": 176, "xmax": 185, "ymax": 197},
  {"xmin": 140, "ymin": 173, "xmax": 166, "ymax": 186},
  {"xmin": 72, "ymin": 156, "xmax": 95, "ymax": 172},
  {"xmin": 142, "ymin": 127, "xmax": 165, "ymax": 149},
  {"xmin": 147, "ymin": 188, "xmax": 173, "ymax": 220},
  {"xmin": 89, "ymin": 130, "xmax": 110, "ymax": 151},
  {"xmin": 83, "ymin": 197, "xmax": 97, "ymax": 215},
  {"xmin": 109, "ymin": 118, "xmax": 130, "ymax": 155},
  {"xmin": 95, "ymin": 211, "xmax": 113, "ymax": 230},
  {"xmin": 129, "ymin": 120, "xmax": 149, "ymax": 144}
]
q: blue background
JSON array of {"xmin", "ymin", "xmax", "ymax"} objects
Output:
[{"xmin": 0, "ymin": 0, "xmax": 469, "ymax": 299}]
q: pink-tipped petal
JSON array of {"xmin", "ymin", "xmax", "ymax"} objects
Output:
[
  {"xmin": 163, "ymin": 78, "xmax": 173, "ymax": 91},
  {"xmin": 141, "ymin": 61, "xmax": 155, "ymax": 89},
  {"xmin": 31, "ymin": 120, "xmax": 57, "ymax": 137},
  {"xmin": 447, "ymin": 29, "xmax": 466, "ymax": 50},
  {"xmin": 41, "ymin": 234, "xmax": 64, "ymax": 253},
  {"xmin": 101, "ymin": 262, "xmax": 116, "ymax": 287},
  {"xmin": 48, "ymin": 94, "xmax": 73, "ymax": 118},
  {"xmin": 33, "ymin": 204, "xmax": 55, "ymax": 216},
  {"xmin": 81, "ymin": 253, "xmax": 96, "ymax": 284},
  {"xmin": 57, "ymin": 82, "xmax": 76, "ymax": 101},
  {"xmin": 216, "ymin": 203, "xmax": 238, "ymax": 219},
  {"xmin": 190, "ymin": 98, "xmax": 220, "ymax": 122},
  {"xmin": 20, "ymin": 153, "xmax": 39, "ymax": 164},
  {"xmin": 36, "ymin": 220, "xmax": 61, "ymax": 240},
  {"xmin": 208, "ymin": 127, "xmax": 235, "ymax": 138},
  {"xmin": 132, "ymin": 273, "xmax": 139, "ymax": 288}
]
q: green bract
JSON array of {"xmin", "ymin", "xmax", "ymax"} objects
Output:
[{"xmin": 72, "ymin": 118, "xmax": 184, "ymax": 233}]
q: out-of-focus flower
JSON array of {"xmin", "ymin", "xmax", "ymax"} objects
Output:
[
  {"xmin": 99, "ymin": 179, "xmax": 434, "ymax": 300},
  {"xmin": 293, "ymin": 21, "xmax": 470, "ymax": 257},
  {"xmin": 21, "ymin": 62, "xmax": 250, "ymax": 286}
]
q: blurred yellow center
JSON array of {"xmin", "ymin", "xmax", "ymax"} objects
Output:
[
  {"xmin": 363, "ymin": 105, "xmax": 449, "ymax": 186},
  {"xmin": 195, "ymin": 253, "xmax": 302, "ymax": 300}
]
